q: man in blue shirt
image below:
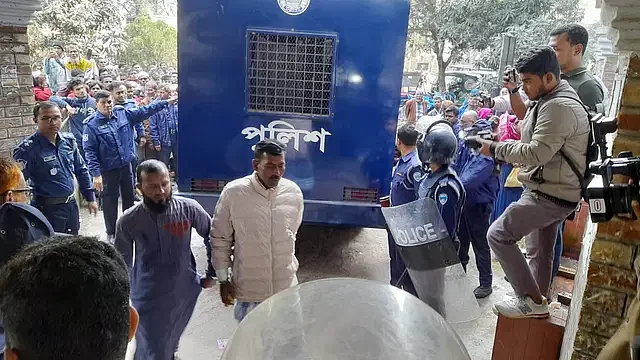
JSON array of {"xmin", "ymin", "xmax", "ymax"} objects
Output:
[
  {"xmin": 50, "ymin": 79, "xmax": 97, "ymax": 159},
  {"xmin": 83, "ymin": 90, "xmax": 177, "ymax": 242},
  {"xmin": 13, "ymin": 101, "xmax": 97, "ymax": 234},
  {"xmin": 108, "ymin": 81, "xmax": 145, "ymax": 190},
  {"xmin": 149, "ymin": 84, "xmax": 179, "ymax": 174},
  {"xmin": 456, "ymin": 119, "xmax": 500, "ymax": 298},
  {"xmin": 387, "ymin": 124, "xmax": 423, "ymax": 295}
]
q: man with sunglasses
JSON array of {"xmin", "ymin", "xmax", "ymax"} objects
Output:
[{"xmin": 13, "ymin": 101, "xmax": 98, "ymax": 235}]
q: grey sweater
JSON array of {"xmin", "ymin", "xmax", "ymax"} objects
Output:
[{"xmin": 494, "ymin": 80, "xmax": 589, "ymax": 203}]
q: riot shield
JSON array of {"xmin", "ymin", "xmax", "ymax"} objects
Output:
[
  {"xmin": 221, "ymin": 278, "xmax": 472, "ymax": 360},
  {"xmin": 382, "ymin": 197, "xmax": 481, "ymax": 323}
]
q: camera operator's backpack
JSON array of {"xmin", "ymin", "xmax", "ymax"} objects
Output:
[{"xmin": 531, "ymin": 96, "xmax": 598, "ymax": 197}]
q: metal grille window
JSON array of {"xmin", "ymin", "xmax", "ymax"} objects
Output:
[{"xmin": 247, "ymin": 31, "xmax": 335, "ymax": 116}]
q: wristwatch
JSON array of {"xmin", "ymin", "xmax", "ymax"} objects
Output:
[{"xmin": 510, "ymin": 86, "xmax": 521, "ymax": 94}]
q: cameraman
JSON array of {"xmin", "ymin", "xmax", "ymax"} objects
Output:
[{"xmin": 471, "ymin": 46, "xmax": 589, "ymax": 319}]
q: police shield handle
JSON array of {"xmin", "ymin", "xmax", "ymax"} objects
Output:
[
  {"xmin": 220, "ymin": 281, "xmax": 235, "ymax": 307},
  {"xmin": 93, "ymin": 176, "xmax": 103, "ymax": 192}
]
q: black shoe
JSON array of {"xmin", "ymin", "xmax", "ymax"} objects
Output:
[{"xmin": 474, "ymin": 286, "xmax": 493, "ymax": 299}]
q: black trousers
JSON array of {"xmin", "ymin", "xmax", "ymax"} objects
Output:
[{"xmin": 102, "ymin": 165, "xmax": 135, "ymax": 236}]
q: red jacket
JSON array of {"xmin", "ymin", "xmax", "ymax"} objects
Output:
[{"xmin": 34, "ymin": 86, "xmax": 52, "ymax": 101}]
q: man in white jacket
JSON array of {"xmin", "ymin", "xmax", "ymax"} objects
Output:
[{"xmin": 211, "ymin": 139, "xmax": 304, "ymax": 321}]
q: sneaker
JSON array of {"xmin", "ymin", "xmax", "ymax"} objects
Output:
[
  {"xmin": 474, "ymin": 286, "xmax": 493, "ymax": 299},
  {"xmin": 492, "ymin": 296, "xmax": 549, "ymax": 319}
]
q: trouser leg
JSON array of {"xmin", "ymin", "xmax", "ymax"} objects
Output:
[
  {"xmin": 457, "ymin": 212, "xmax": 472, "ymax": 273},
  {"xmin": 526, "ymin": 219, "xmax": 563, "ymax": 298},
  {"xmin": 552, "ymin": 220, "xmax": 565, "ymax": 278},
  {"xmin": 387, "ymin": 227, "xmax": 402, "ymax": 286},
  {"xmin": 487, "ymin": 191, "xmax": 573, "ymax": 300},
  {"xmin": 471, "ymin": 204, "xmax": 493, "ymax": 287},
  {"xmin": 120, "ymin": 165, "xmax": 135, "ymax": 212},
  {"xmin": 102, "ymin": 169, "xmax": 120, "ymax": 236},
  {"xmin": 35, "ymin": 202, "xmax": 76, "ymax": 234}
]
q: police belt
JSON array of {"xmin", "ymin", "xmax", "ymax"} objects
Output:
[
  {"xmin": 34, "ymin": 194, "xmax": 75, "ymax": 205},
  {"xmin": 532, "ymin": 190, "xmax": 578, "ymax": 209}
]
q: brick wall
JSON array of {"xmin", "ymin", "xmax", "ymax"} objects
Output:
[
  {"xmin": 561, "ymin": 53, "xmax": 640, "ymax": 360},
  {"xmin": 0, "ymin": 25, "xmax": 35, "ymax": 159}
]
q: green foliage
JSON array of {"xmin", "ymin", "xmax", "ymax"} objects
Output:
[
  {"xmin": 474, "ymin": 0, "xmax": 585, "ymax": 70},
  {"xmin": 409, "ymin": 0, "xmax": 585, "ymax": 91},
  {"xmin": 27, "ymin": 0, "xmax": 127, "ymax": 69},
  {"xmin": 121, "ymin": 16, "xmax": 178, "ymax": 68}
]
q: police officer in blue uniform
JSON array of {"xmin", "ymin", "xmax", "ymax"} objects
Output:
[
  {"xmin": 456, "ymin": 119, "xmax": 499, "ymax": 299},
  {"xmin": 387, "ymin": 124, "xmax": 423, "ymax": 295},
  {"xmin": 83, "ymin": 89, "xmax": 177, "ymax": 242},
  {"xmin": 13, "ymin": 101, "xmax": 98, "ymax": 235},
  {"xmin": 415, "ymin": 120, "xmax": 465, "ymax": 249}
]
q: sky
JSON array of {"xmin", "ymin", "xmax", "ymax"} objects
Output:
[{"xmin": 581, "ymin": 0, "xmax": 602, "ymax": 24}]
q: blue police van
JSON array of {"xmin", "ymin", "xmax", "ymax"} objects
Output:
[{"xmin": 177, "ymin": 0, "xmax": 410, "ymax": 228}]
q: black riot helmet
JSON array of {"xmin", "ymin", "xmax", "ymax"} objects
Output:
[{"xmin": 417, "ymin": 120, "xmax": 458, "ymax": 165}]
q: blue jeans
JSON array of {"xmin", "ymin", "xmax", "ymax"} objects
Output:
[
  {"xmin": 234, "ymin": 301, "xmax": 260, "ymax": 322},
  {"xmin": 552, "ymin": 220, "xmax": 565, "ymax": 278}
]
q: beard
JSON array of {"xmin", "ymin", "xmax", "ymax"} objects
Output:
[{"xmin": 143, "ymin": 190, "xmax": 172, "ymax": 213}]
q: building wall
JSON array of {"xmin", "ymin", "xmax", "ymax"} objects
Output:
[
  {"xmin": 563, "ymin": 53, "xmax": 640, "ymax": 360},
  {"xmin": 0, "ymin": 25, "xmax": 36, "ymax": 159}
]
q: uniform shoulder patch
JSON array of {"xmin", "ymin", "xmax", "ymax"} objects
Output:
[
  {"xmin": 17, "ymin": 136, "xmax": 35, "ymax": 149},
  {"xmin": 438, "ymin": 192, "xmax": 448, "ymax": 205}
]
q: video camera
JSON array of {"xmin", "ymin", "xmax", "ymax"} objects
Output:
[
  {"xmin": 581, "ymin": 114, "xmax": 640, "ymax": 223},
  {"xmin": 463, "ymin": 129, "xmax": 494, "ymax": 149}
]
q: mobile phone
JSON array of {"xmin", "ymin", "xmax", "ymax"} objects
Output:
[{"xmin": 507, "ymin": 69, "xmax": 517, "ymax": 84}]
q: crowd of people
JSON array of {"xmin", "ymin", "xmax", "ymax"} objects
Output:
[
  {"xmin": 0, "ymin": 22, "xmax": 628, "ymax": 360},
  {"xmin": 22, "ymin": 41, "xmax": 182, "ymax": 240},
  {"xmin": 0, "ymin": 136, "xmax": 304, "ymax": 359},
  {"xmin": 391, "ymin": 23, "xmax": 606, "ymax": 317}
]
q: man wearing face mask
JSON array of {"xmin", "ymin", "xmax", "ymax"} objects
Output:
[
  {"xmin": 471, "ymin": 46, "xmax": 589, "ymax": 319},
  {"xmin": 211, "ymin": 140, "xmax": 304, "ymax": 322},
  {"xmin": 115, "ymin": 160, "xmax": 214, "ymax": 360}
]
